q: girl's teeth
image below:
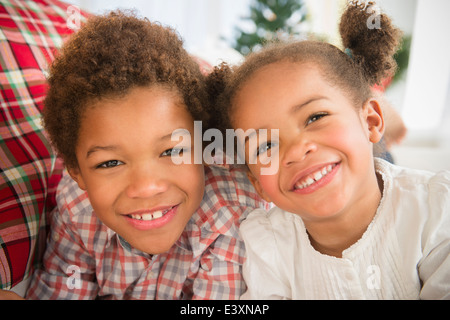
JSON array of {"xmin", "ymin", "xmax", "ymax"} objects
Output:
[
  {"xmin": 313, "ymin": 171, "xmax": 323, "ymax": 181},
  {"xmin": 295, "ymin": 164, "xmax": 335, "ymax": 190}
]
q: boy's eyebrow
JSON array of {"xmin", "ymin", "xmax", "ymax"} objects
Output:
[
  {"xmin": 86, "ymin": 145, "xmax": 118, "ymax": 158},
  {"xmin": 85, "ymin": 129, "xmax": 191, "ymax": 158},
  {"xmin": 290, "ymin": 96, "xmax": 328, "ymax": 114}
]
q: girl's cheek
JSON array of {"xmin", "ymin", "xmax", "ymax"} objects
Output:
[{"xmin": 257, "ymin": 173, "xmax": 279, "ymax": 202}]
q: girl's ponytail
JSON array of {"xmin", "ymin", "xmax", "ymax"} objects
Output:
[{"xmin": 339, "ymin": 1, "xmax": 402, "ymax": 86}]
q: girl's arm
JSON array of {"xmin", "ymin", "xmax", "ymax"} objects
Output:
[
  {"xmin": 418, "ymin": 171, "xmax": 450, "ymax": 300},
  {"xmin": 240, "ymin": 209, "xmax": 291, "ymax": 300}
]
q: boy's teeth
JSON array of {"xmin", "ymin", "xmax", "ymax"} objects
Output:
[
  {"xmin": 152, "ymin": 211, "xmax": 163, "ymax": 219},
  {"xmin": 130, "ymin": 209, "xmax": 169, "ymax": 221},
  {"xmin": 141, "ymin": 213, "xmax": 153, "ymax": 221}
]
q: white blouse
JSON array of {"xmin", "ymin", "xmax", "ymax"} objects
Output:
[{"xmin": 241, "ymin": 158, "xmax": 450, "ymax": 300}]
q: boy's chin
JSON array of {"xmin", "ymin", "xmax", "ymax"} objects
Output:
[
  {"xmin": 127, "ymin": 231, "xmax": 184, "ymax": 255},
  {"xmin": 132, "ymin": 241, "xmax": 173, "ymax": 255}
]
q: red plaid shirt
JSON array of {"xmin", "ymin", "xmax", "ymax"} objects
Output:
[
  {"xmin": 26, "ymin": 165, "xmax": 268, "ymax": 299},
  {"xmin": 0, "ymin": 0, "xmax": 88, "ymax": 290}
]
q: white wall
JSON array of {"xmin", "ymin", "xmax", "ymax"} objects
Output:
[
  {"xmin": 402, "ymin": 0, "xmax": 450, "ymax": 134},
  {"xmin": 390, "ymin": 0, "xmax": 450, "ymax": 172},
  {"xmin": 68, "ymin": 0, "xmax": 252, "ymax": 65}
]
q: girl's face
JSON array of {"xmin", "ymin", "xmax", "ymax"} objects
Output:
[
  {"xmin": 231, "ymin": 62, "xmax": 384, "ymax": 222},
  {"xmin": 70, "ymin": 86, "xmax": 205, "ymax": 254}
]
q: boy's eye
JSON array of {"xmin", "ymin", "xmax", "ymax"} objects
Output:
[
  {"xmin": 306, "ymin": 112, "xmax": 328, "ymax": 125},
  {"xmin": 96, "ymin": 160, "xmax": 124, "ymax": 169},
  {"xmin": 161, "ymin": 147, "xmax": 184, "ymax": 157}
]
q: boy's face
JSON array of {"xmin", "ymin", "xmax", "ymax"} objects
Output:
[
  {"xmin": 70, "ymin": 86, "xmax": 205, "ymax": 254},
  {"xmin": 231, "ymin": 61, "xmax": 384, "ymax": 222}
]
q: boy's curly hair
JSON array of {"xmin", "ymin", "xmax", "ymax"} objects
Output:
[
  {"xmin": 207, "ymin": 1, "xmax": 402, "ymax": 134},
  {"xmin": 43, "ymin": 10, "xmax": 209, "ymax": 169}
]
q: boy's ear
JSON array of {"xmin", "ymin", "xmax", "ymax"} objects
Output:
[
  {"xmin": 363, "ymin": 98, "xmax": 385, "ymax": 144},
  {"xmin": 68, "ymin": 167, "xmax": 87, "ymax": 191},
  {"xmin": 246, "ymin": 171, "xmax": 272, "ymax": 203}
]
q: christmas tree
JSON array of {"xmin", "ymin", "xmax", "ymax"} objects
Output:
[{"xmin": 233, "ymin": 0, "xmax": 307, "ymax": 55}]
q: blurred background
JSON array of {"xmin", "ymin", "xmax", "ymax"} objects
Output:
[{"xmin": 67, "ymin": 0, "xmax": 450, "ymax": 172}]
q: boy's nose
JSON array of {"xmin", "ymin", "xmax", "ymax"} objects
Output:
[
  {"xmin": 125, "ymin": 168, "xmax": 170, "ymax": 199},
  {"xmin": 281, "ymin": 137, "xmax": 317, "ymax": 167}
]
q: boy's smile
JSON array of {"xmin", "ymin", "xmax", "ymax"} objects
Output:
[
  {"xmin": 122, "ymin": 204, "xmax": 179, "ymax": 231},
  {"xmin": 232, "ymin": 61, "xmax": 384, "ymax": 224},
  {"xmin": 70, "ymin": 86, "xmax": 205, "ymax": 254}
]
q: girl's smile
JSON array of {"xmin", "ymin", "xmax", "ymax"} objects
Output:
[{"xmin": 291, "ymin": 162, "xmax": 340, "ymax": 194}]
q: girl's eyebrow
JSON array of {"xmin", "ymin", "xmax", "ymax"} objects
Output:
[
  {"xmin": 86, "ymin": 145, "xmax": 118, "ymax": 159},
  {"xmin": 290, "ymin": 96, "xmax": 328, "ymax": 114},
  {"xmin": 164, "ymin": 128, "xmax": 191, "ymax": 141},
  {"xmin": 244, "ymin": 130, "xmax": 258, "ymax": 146}
]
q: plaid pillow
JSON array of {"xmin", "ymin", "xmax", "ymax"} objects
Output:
[{"xmin": 0, "ymin": 0, "xmax": 88, "ymax": 290}]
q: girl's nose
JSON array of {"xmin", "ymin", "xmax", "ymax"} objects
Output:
[
  {"xmin": 125, "ymin": 167, "xmax": 170, "ymax": 199},
  {"xmin": 281, "ymin": 136, "xmax": 318, "ymax": 167}
]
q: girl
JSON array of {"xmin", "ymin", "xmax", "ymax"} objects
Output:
[{"xmin": 209, "ymin": 1, "xmax": 449, "ymax": 299}]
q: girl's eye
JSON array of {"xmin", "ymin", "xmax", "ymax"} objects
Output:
[
  {"xmin": 256, "ymin": 141, "xmax": 277, "ymax": 157},
  {"xmin": 306, "ymin": 112, "xmax": 328, "ymax": 125},
  {"xmin": 161, "ymin": 147, "xmax": 184, "ymax": 157},
  {"xmin": 96, "ymin": 160, "xmax": 124, "ymax": 169}
]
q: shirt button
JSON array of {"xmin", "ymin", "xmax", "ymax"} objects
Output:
[
  {"xmin": 345, "ymin": 271, "xmax": 356, "ymax": 281},
  {"xmin": 52, "ymin": 232, "xmax": 60, "ymax": 242},
  {"xmin": 146, "ymin": 271, "xmax": 154, "ymax": 280}
]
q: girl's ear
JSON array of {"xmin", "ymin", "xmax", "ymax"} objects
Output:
[
  {"xmin": 68, "ymin": 167, "xmax": 87, "ymax": 191},
  {"xmin": 363, "ymin": 98, "xmax": 385, "ymax": 144},
  {"xmin": 246, "ymin": 171, "xmax": 272, "ymax": 203}
]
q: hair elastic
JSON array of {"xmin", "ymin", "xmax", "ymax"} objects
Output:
[{"xmin": 344, "ymin": 48, "xmax": 354, "ymax": 59}]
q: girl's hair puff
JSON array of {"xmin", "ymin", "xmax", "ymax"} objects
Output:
[
  {"xmin": 340, "ymin": 1, "xmax": 403, "ymax": 86},
  {"xmin": 207, "ymin": 1, "xmax": 402, "ymax": 133},
  {"xmin": 43, "ymin": 10, "xmax": 208, "ymax": 169}
]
